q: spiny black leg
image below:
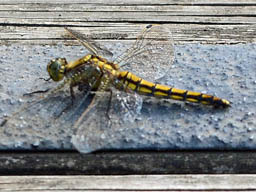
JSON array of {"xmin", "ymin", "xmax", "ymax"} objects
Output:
[
  {"xmin": 0, "ymin": 119, "xmax": 7, "ymax": 127},
  {"xmin": 106, "ymin": 89, "xmax": 113, "ymax": 120},
  {"xmin": 39, "ymin": 77, "xmax": 51, "ymax": 81},
  {"xmin": 70, "ymin": 85, "xmax": 76, "ymax": 105},
  {"xmin": 23, "ymin": 76, "xmax": 52, "ymax": 96},
  {"xmin": 54, "ymin": 86, "xmax": 76, "ymax": 119},
  {"xmin": 23, "ymin": 88, "xmax": 50, "ymax": 96}
]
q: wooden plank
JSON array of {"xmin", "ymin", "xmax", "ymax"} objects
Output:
[
  {"xmin": 0, "ymin": 175, "xmax": 256, "ymax": 191},
  {"xmin": 1, "ymin": 152, "xmax": 256, "ymax": 175},
  {"xmin": 2, "ymin": 0, "xmax": 256, "ymax": 4},
  {"xmin": 1, "ymin": 3, "xmax": 256, "ymax": 14},
  {"xmin": 2, "ymin": 15, "xmax": 256, "ymax": 25},
  {"xmin": 0, "ymin": 3, "xmax": 255, "ymax": 25},
  {"xmin": 0, "ymin": 1, "xmax": 255, "ymax": 45},
  {"xmin": 0, "ymin": 24, "xmax": 256, "ymax": 45}
]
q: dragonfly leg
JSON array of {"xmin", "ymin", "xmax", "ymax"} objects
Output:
[
  {"xmin": 106, "ymin": 89, "xmax": 113, "ymax": 120},
  {"xmin": 23, "ymin": 75, "xmax": 52, "ymax": 96},
  {"xmin": 53, "ymin": 85, "xmax": 77, "ymax": 119},
  {"xmin": 56, "ymin": 82, "xmax": 80, "ymax": 118},
  {"xmin": 39, "ymin": 77, "xmax": 51, "ymax": 81},
  {"xmin": 23, "ymin": 88, "xmax": 50, "ymax": 96},
  {"xmin": 0, "ymin": 119, "xmax": 7, "ymax": 127},
  {"xmin": 73, "ymin": 94, "xmax": 97, "ymax": 129},
  {"xmin": 53, "ymin": 83, "xmax": 79, "ymax": 119},
  {"xmin": 70, "ymin": 85, "xmax": 76, "ymax": 105}
]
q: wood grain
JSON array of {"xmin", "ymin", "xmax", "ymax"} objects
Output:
[
  {"xmin": 0, "ymin": 0, "xmax": 255, "ymax": 44},
  {"xmin": 0, "ymin": 175, "xmax": 256, "ymax": 191},
  {"xmin": 1, "ymin": 24, "xmax": 256, "ymax": 45}
]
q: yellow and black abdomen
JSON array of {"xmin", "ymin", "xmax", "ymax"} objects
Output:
[{"xmin": 118, "ymin": 71, "xmax": 230, "ymax": 107}]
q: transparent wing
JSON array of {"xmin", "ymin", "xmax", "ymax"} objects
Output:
[
  {"xmin": 1, "ymin": 87, "xmax": 73, "ymax": 146},
  {"xmin": 64, "ymin": 27, "xmax": 113, "ymax": 58},
  {"xmin": 0, "ymin": 74, "xmax": 98, "ymax": 149},
  {"xmin": 114, "ymin": 24, "xmax": 174, "ymax": 80},
  {"xmin": 72, "ymin": 89, "xmax": 143, "ymax": 153}
]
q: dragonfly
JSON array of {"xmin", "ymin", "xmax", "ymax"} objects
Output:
[{"xmin": 1, "ymin": 25, "xmax": 230, "ymax": 153}]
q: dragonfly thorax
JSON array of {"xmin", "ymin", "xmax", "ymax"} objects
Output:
[{"xmin": 47, "ymin": 58, "xmax": 68, "ymax": 81}]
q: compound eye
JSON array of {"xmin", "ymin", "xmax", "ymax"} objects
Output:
[{"xmin": 47, "ymin": 58, "xmax": 66, "ymax": 81}]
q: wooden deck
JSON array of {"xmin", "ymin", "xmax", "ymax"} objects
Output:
[
  {"xmin": 1, "ymin": 0, "xmax": 255, "ymax": 45},
  {"xmin": 0, "ymin": 0, "xmax": 256, "ymax": 190},
  {"xmin": 1, "ymin": 175, "xmax": 256, "ymax": 191}
]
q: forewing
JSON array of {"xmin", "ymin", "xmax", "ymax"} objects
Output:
[
  {"xmin": 72, "ymin": 89, "xmax": 143, "ymax": 153},
  {"xmin": 1, "ymin": 86, "xmax": 75, "ymax": 146},
  {"xmin": 114, "ymin": 24, "xmax": 174, "ymax": 81},
  {"xmin": 64, "ymin": 27, "xmax": 113, "ymax": 58},
  {"xmin": 1, "ymin": 76, "xmax": 97, "ymax": 149}
]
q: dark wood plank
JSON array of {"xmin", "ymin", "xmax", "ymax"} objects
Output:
[{"xmin": 1, "ymin": 151, "xmax": 256, "ymax": 175}]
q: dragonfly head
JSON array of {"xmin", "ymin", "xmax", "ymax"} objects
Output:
[{"xmin": 47, "ymin": 58, "xmax": 68, "ymax": 81}]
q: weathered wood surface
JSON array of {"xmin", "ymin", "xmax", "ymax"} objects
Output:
[
  {"xmin": 0, "ymin": 0, "xmax": 256, "ymax": 184},
  {"xmin": 0, "ymin": 0, "xmax": 255, "ymax": 44},
  {"xmin": 1, "ymin": 175, "xmax": 256, "ymax": 191},
  {"xmin": 1, "ymin": 151, "xmax": 256, "ymax": 175}
]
